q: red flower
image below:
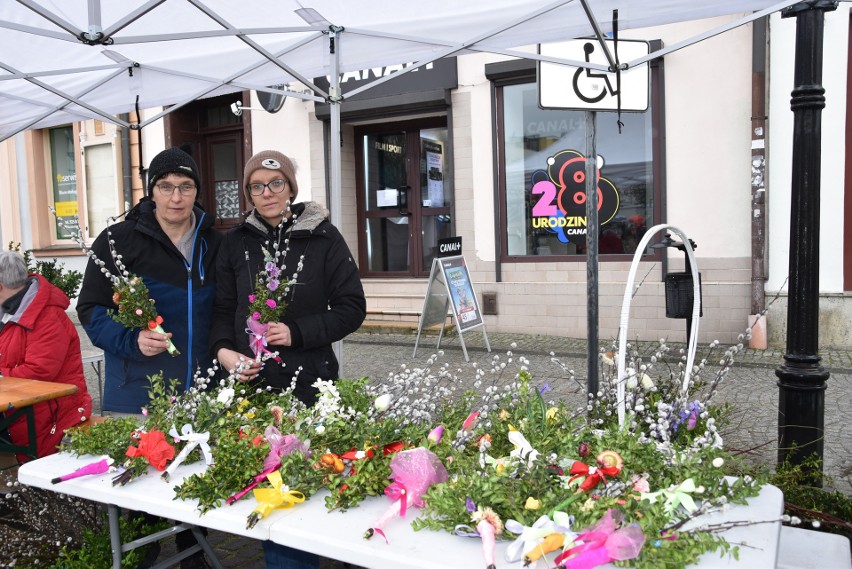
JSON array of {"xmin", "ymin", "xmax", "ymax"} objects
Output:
[
  {"xmin": 125, "ymin": 430, "xmax": 175, "ymax": 471},
  {"xmin": 147, "ymin": 315, "xmax": 164, "ymax": 330}
]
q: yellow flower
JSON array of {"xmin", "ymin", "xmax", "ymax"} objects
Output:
[
  {"xmin": 546, "ymin": 407, "xmax": 558, "ymax": 420},
  {"xmin": 499, "ymin": 409, "xmax": 510, "ymax": 421},
  {"xmin": 524, "ymin": 497, "xmax": 541, "ymax": 510}
]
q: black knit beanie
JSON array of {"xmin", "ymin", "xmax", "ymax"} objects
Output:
[{"xmin": 146, "ymin": 147, "xmax": 201, "ymax": 195}]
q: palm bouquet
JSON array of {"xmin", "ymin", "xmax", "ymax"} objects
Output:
[{"xmin": 52, "ymin": 210, "xmax": 179, "ymax": 355}]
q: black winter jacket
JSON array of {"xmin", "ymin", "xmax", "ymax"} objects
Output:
[
  {"xmin": 77, "ymin": 199, "xmax": 222, "ymax": 413},
  {"xmin": 209, "ymin": 202, "xmax": 366, "ymax": 404}
]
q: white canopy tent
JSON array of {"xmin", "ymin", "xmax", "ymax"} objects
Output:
[
  {"xmin": 0, "ymin": 0, "xmax": 807, "ymax": 237},
  {"xmin": 0, "ymin": 0, "xmax": 802, "ymax": 138}
]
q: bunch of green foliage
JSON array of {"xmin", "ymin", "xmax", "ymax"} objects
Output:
[{"xmin": 48, "ymin": 514, "xmax": 170, "ymax": 569}]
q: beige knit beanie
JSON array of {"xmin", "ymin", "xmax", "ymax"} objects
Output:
[{"xmin": 243, "ymin": 150, "xmax": 298, "ymax": 201}]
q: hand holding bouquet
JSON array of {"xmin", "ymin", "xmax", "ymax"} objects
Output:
[
  {"xmin": 111, "ymin": 276, "xmax": 179, "ymax": 356},
  {"xmin": 52, "ymin": 210, "xmax": 179, "ymax": 356}
]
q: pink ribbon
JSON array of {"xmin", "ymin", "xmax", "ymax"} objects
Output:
[
  {"xmin": 384, "ymin": 481, "xmax": 409, "ymax": 517},
  {"xmin": 245, "ymin": 319, "xmax": 282, "ymax": 363}
]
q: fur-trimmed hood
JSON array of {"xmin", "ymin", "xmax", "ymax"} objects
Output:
[{"xmin": 244, "ymin": 201, "xmax": 329, "ymax": 236}]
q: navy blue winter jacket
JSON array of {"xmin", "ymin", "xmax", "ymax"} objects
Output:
[{"xmin": 77, "ymin": 199, "xmax": 222, "ymax": 413}]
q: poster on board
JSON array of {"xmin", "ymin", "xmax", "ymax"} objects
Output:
[{"xmin": 440, "ymin": 256, "xmax": 483, "ymax": 331}]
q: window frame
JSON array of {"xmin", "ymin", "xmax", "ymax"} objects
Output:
[{"xmin": 491, "ymin": 45, "xmax": 666, "ymax": 264}]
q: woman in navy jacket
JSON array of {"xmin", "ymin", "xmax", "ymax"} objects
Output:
[{"xmin": 77, "ymin": 147, "xmax": 222, "ymax": 414}]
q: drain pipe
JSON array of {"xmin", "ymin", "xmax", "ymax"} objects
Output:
[
  {"xmin": 119, "ymin": 113, "xmax": 133, "ymax": 210},
  {"xmin": 749, "ymin": 16, "xmax": 769, "ymax": 349}
]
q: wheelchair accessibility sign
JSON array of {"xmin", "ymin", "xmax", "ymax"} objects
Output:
[{"xmin": 538, "ymin": 39, "xmax": 649, "ymax": 112}]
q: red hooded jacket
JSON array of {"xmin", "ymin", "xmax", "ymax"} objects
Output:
[{"xmin": 0, "ymin": 275, "xmax": 92, "ymax": 459}]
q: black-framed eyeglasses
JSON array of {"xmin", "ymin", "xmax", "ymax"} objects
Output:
[
  {"xmin": 247, "ymin": 178, "xmax": 288, "ymax": 196},
  {"xmin": 156, "ymin": 182, "xmax": 197, "ymax": 196}
]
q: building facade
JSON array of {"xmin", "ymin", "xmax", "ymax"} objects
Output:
[{"xmin": 2, "ymin": 11, "xmax": 850, "ymax": 348}]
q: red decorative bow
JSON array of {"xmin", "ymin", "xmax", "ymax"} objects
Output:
[
  {"xmin": 568, "ymin": 461, "xmax": 621, "ymax": 492},
  {"xmin": 125, "ymin": 430, "xmax": 175, "ymax": 471},
  {"xmin": 382, "ymin": 441, "xmax": 406, "ymax": 455}
]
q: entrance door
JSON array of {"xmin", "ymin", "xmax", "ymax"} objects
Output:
[
  {"xmin": 204, "ymin": 132, "xmax": 244, "ymax": 230},
  {"xmin": 356, "ymin": 118, "xmax": 453, "ymax": 277}
]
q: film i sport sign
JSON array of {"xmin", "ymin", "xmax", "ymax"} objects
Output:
[{"xmin": 529, "ymin": 149, "xmax": 620, "ymax": 243}]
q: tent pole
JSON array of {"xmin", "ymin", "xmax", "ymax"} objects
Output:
[
  {"xmin": 329, "ymin": 25, "xmax": 344, "ymax": 368},
  {"xmin": 585, "ymin": 111, "xmax": 599, "ymax": 398},
  {"xmin": 775, "ymin": 0, "xmax": 837, "ymax": 487}
]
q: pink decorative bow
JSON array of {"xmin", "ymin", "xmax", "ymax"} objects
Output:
[
  {"xmin": 245, "ymin": 318, "xmax": 281, "ymax": 363},
  {"xmin": 554, "ymin": 509, "xmax": 645, "ymax": 568},
  {"xmin": 384, "ymin": 481, "xmax": 409, "ymax": 517}
]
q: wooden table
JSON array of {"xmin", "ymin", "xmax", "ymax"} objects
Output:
[{"xmin": 0, "ymin": 376, "xmax": 78, "ymax": 459}]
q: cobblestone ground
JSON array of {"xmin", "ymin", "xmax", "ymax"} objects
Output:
[{"xmin": 73, "ymin": 328, "xmax": 851, "ymax": 567}]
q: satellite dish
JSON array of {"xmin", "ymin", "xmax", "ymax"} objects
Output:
[{"xmin": 256, "ymin": 85, "xmax": 287, "ymax": 113}]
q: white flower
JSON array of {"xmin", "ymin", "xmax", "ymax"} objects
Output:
[
  {"xmin": 712, "ymin": 457, "xmax": 725, "ymax": 468},
  {"xmin": 315, "ymin": 425, "xmax": 326, "ymax": 435},
  {"xmin": 373, "ymin": 393, "xmax": 392, "ymax": 412},
  {"xmin": 216, "ymin": 387, "xmax": 235, "ymax": 406}
]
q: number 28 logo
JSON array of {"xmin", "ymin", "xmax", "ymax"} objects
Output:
[{"xmin": 530, "ymin": 149, "xmax": 619, "ymax": 225}]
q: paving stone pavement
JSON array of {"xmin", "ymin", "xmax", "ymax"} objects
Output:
[{"xmin": 73, "ymin": 327, "xmax": 851, "ymax": 568}]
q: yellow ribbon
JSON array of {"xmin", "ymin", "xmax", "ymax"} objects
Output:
[{"xmin": 251, "ymin": 471, "xmax": 306, "ymax": 520}]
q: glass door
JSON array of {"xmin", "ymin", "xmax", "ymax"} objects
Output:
[{"xmin": 356, "ymin": 118, "xmax": 452, "ymax": 277}]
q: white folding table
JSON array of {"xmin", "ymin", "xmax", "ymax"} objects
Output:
[{"xmin": 19, "ymin": 453, "xmax": 784, "ymax": 569}]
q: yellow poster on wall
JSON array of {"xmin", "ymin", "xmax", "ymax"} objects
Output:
[{"xmin": 54, "ymin": 201, "xmax": 78, "ymax": 217}]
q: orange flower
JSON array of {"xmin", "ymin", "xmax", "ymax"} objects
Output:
[
  {"xmin": 112, "ymin": 292, "xmax": 121, "ymax": 304},
  {"xmin": 147, "ymin": 315, "xmax": 164, "ymax": 330}
]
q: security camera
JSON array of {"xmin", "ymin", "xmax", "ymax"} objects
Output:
[{"xmin": 230, "ymin": 100, "xmax": 266, "ymax": 117}]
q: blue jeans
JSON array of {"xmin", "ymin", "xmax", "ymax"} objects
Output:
[{"xmin": 262, "ymin": 541, "xmax": 319, "ymax": 569}]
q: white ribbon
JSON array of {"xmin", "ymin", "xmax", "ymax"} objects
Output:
[{"xmin": 163, "ymin": 423, "xmax": 214, "ymax": 481}]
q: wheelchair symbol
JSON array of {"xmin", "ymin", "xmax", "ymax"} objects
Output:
[{"xmin": 572, "ymin": 42, "xmax": 618, "ymax": 104}]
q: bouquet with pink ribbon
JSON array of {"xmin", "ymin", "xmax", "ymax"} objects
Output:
[
  {"xmin": 245, "ymin": 246, "xmax": 300, "ymax": 361},
  {"xmin": 365, "ymin": 447, "xmax": 448, "ymax": 542},
  {"xmin": 554, "ymin": 509, "xmax": 645, "ymax": 568},
  {"xmin": 226, "ymin": 426, "xmax": 308, "ymax": 505}
]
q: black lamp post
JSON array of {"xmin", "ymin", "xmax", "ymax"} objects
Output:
[{"xmin": 775, "ymin": 0, "xmax": 837, "ymax": 487}]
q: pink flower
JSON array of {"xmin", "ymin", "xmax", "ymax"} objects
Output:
[
  {"xmin": 266, "ymin": 299, "xmax": 277, "ymax": 309},
  {"xmin": 462, "ymin": 411, "xmax": 480, "ymax": 432},
  {"xmin": 427, "ymin": 425, "xmax": 444, "ymax": 444},
  {"xmin": 248, "ymin": 294, "xmax": 256, "ymax": 303},
  {"xmin": 252, "ymin": 311, "xmax": 261, "ymax": 320},
  {"xmin": 135, "ymin": 308, "xmax": 143, "ymax": 316}
]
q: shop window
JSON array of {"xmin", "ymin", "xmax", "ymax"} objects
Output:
[
  {"xmin": 491, "ymin": 52, "xmax": 664, "ymax": 260},
  {"xmin": 42, "ymin": 123, "xmax": 121, "ymax": 246},
  {"xmin": 48, "ymin": 126, "xmax": 78, "ymax": 239}
]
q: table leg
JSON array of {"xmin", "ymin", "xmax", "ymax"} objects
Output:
[
  {"xmin": 0, "ymin": 407, "xmax": 39, "ymax": 460},
  {"xmin": 108, "ymin": 504, "xmax": 123, "ymax": 569}
]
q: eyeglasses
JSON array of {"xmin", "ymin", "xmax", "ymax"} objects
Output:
[
  {"xmin": 156, "ymin": 182, "xmax": 197, "ymax": 196},
  {"xmin": 247, "ymin": 178, "xmax": 288, "ymax": 196}
]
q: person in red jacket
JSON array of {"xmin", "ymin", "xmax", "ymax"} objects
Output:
[{"xmin": 0, "ymin": 251, "xmax": 92, "ymax": 461}]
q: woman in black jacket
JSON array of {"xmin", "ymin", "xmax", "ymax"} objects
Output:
[{"xmin": 209, "ymin": 150, "xmax": 366, "ymax": 406}]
